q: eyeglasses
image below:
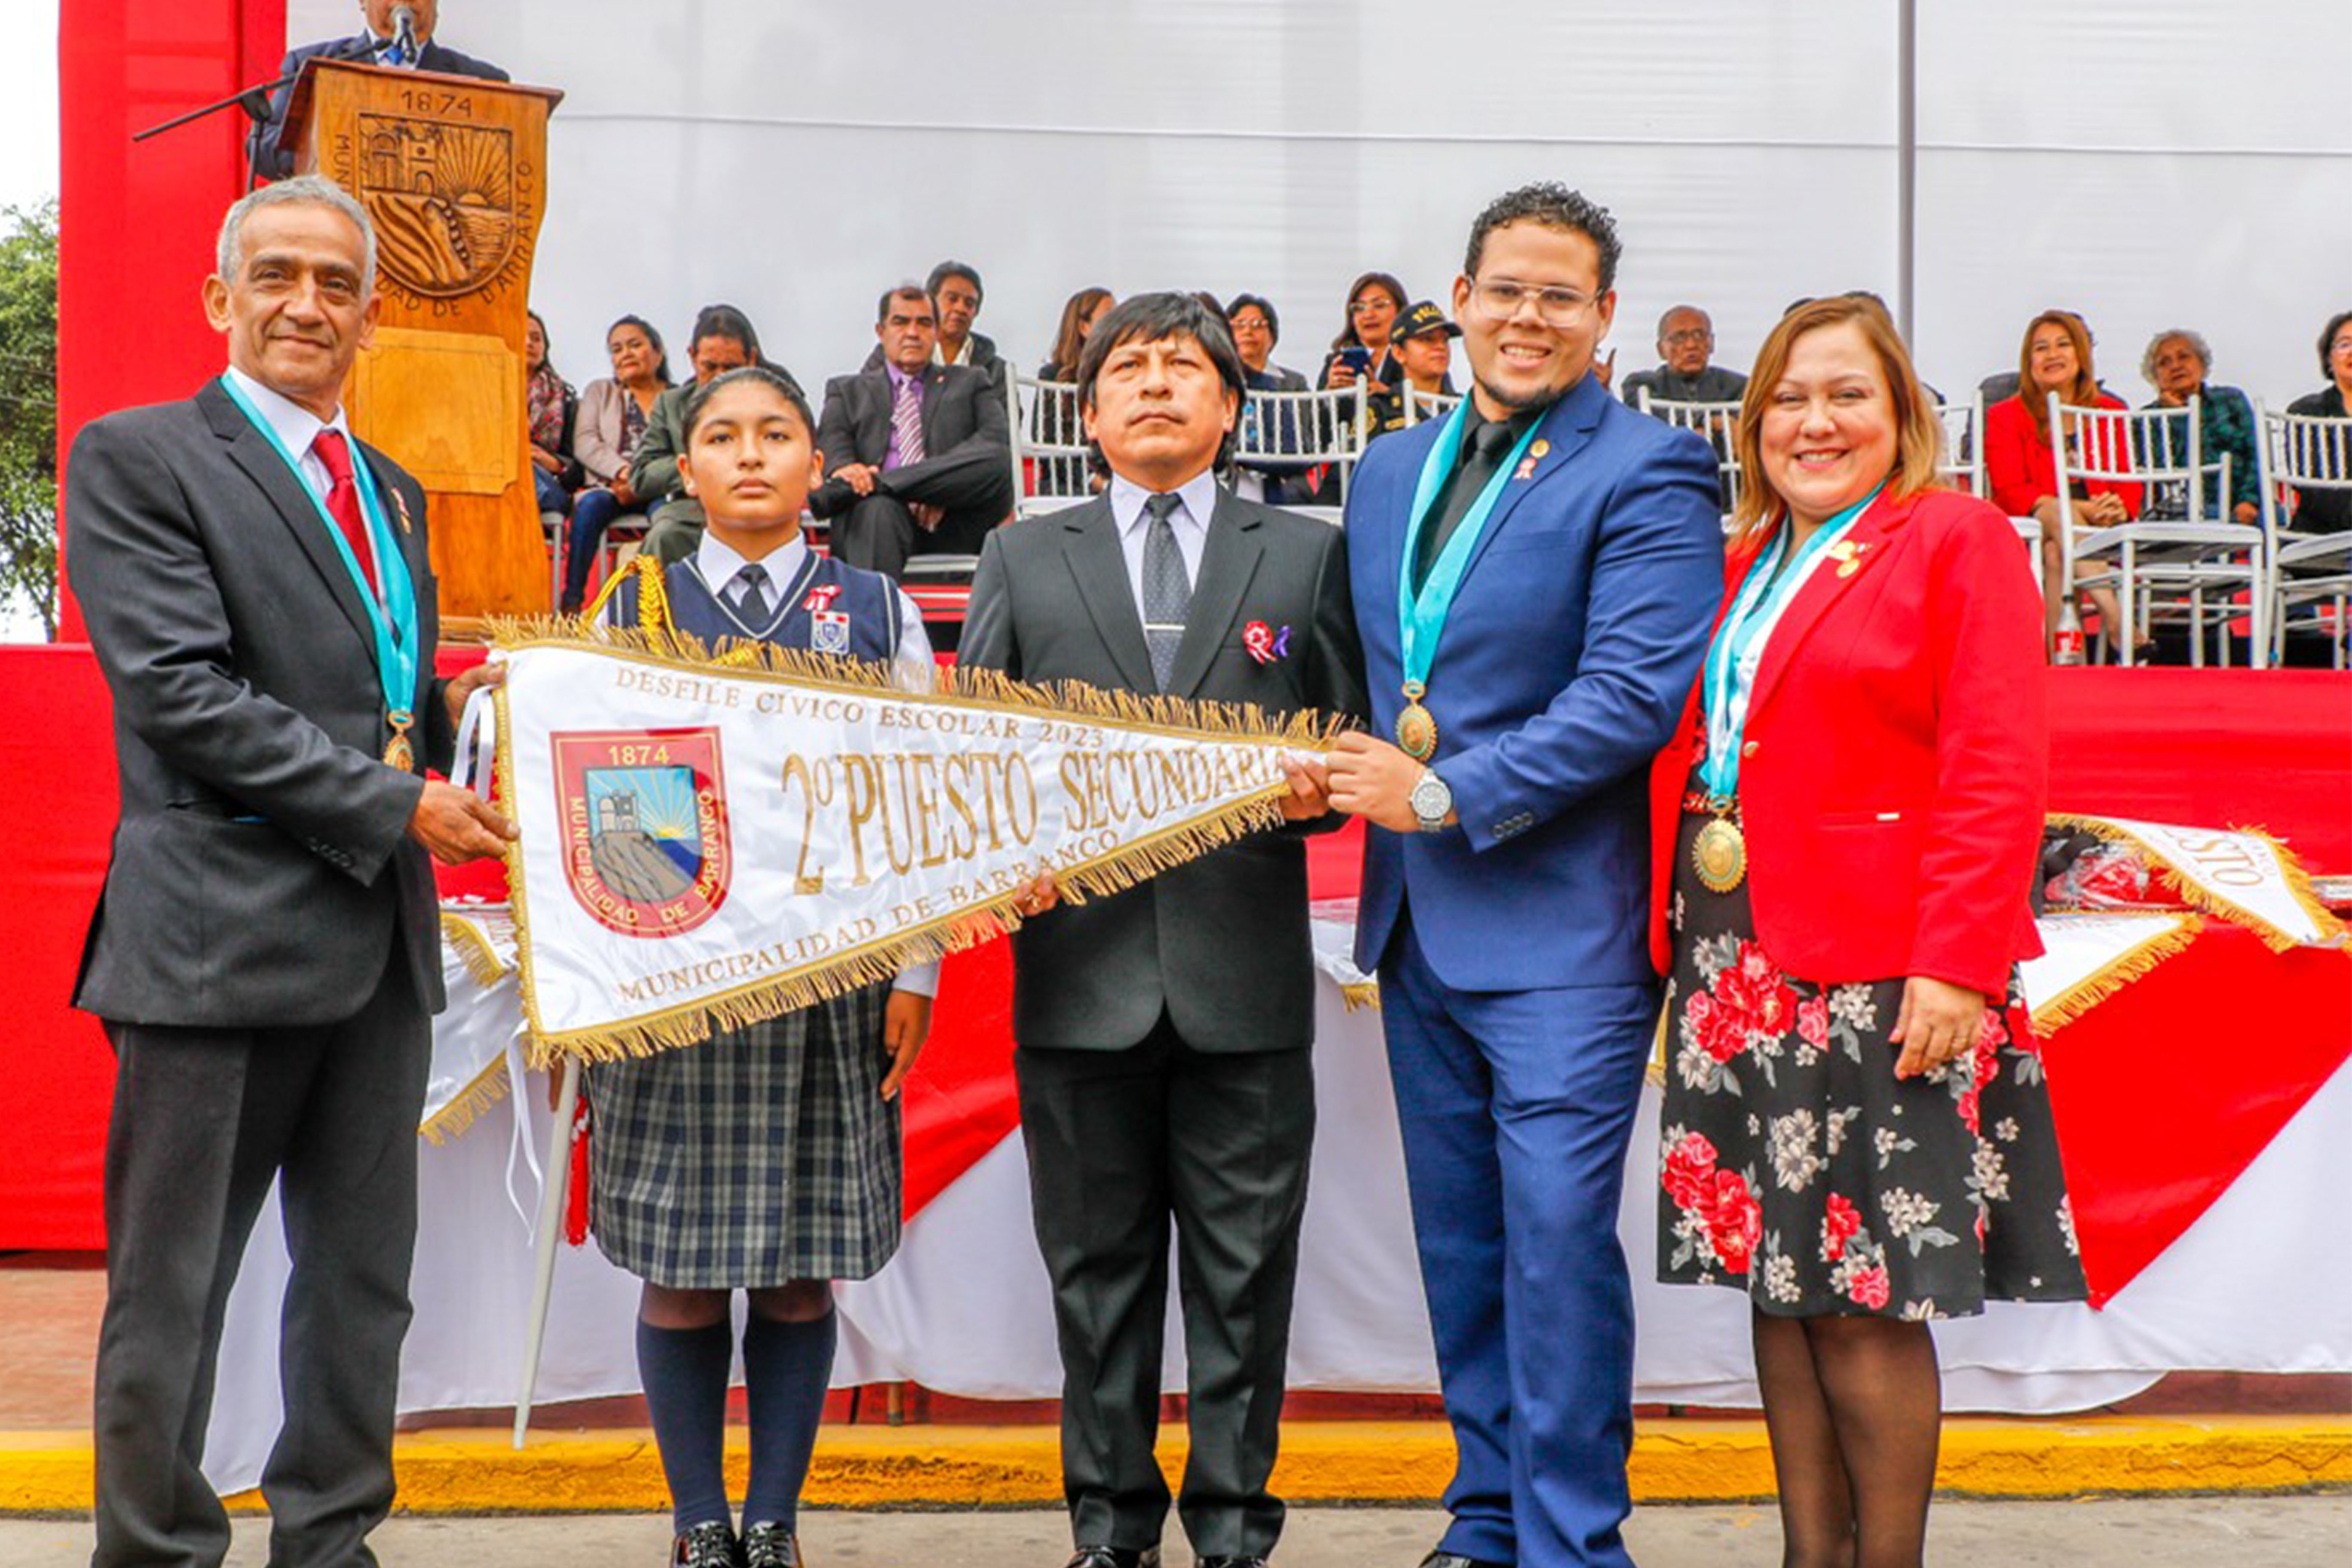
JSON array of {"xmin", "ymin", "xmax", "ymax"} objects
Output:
[
  {"xmin": 1349, "ymin": 298, "xmax": 1396, "ymax": 316},
  {"xmin": 1662, "ymin": 329, "xmax": 1712, "ymax": 346},
  {"xmin": 1230, "ymin": 315, "xmax": 1271, "ymax": 333},
  {"xmin": 1469, "ymin": 279, "xmax": 1598, "ymax": 328}
]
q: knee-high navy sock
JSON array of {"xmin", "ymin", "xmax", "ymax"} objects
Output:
[
  {"xmin": 739, "ymin": 1305, "xmax": 838, "ymax": 1529},
  {"xmin": 637, "ymin": 1317, "xmax": 735, "ymax": 1532}
]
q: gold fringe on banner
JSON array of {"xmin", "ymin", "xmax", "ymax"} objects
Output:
[
  {"xmin": 2048, "ymin": 813, "xmax": 2348, "ymax": 953},
  {"xmin": 1339, "ymin": 982, "xmax": 1381, "ymax": 1013},
  {"xmin": 437, "ymin": 911, "xmax": 511, "ymax": 989},
  {"xmin": 482, "ymin": 607, "xmax": 1344, "ymax": 1068},
  {"xmin": 2027, "ymin": 915, "xmax": 2207, "ymax": 1037},
  {"xmin": 418, "ymin": 1056, "xmax": 511, "ymax": 1146}
]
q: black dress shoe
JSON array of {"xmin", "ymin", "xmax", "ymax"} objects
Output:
[
  {"xmin": 672, "ymin": 1520, "xmax": 740, "ymax": 1568},
  {"xmin": 1416, "ymin": 1553, "xmax": 1510, "ymax": 1568},
  {"xmin": 1064, "ymin": 1549, "xmax": 1162, "ymax": 1568},
  {"xmin": 1197, "ymin": 1557, "xmax": 1270, "ymax": 1568},
  {"xmin": 741, "ymin": 1521, "xmax": 802, "ymax": 1568}
]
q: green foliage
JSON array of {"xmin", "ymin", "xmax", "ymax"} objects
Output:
[{"xmin": 0, "ymin": 201, "xmax": 58, "ymax": 638}]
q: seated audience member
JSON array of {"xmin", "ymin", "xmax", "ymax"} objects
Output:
[
  {"xmin": 249, "ymin": 1, "xmax": 508, "ymax": 181},
  {"xmin": 865, "ymin": 260, "xmax": 1008, "ymax": 393},
  {"xmin": 1364, "ymin": 300, "xmax": 1461, "ymax": 442},
  {"xmin": 1316, "ymin": 270, "xmax": 1407, "ymax": 396},
  {"xmin": 1227, "ymin": 293, "xmax": 1308, "ymax": 392},
  {"xmin": 634, "ymin": 305, "xmax": 790, "ymax": 567},
  {"xmin": 1620, "ymin": 304, "xmax": 1748, "ymax": 410},
  {"xmin": 812, "ymin": 285, "xmax": 1015, "ymax": 578},
  {"xmin": 1039, "ymin": 288, "xmax": 1115, "ymax": 383},
  {"xmin": 2285, "ymin": 309, "xmax": 2352, "ymax": 535},
  {"xmin": 1986, "ymin": 309, "xmax": 2143, "ymax": 648},
  {"xmin": 526, "ymin": 311, "xmax": 577, "ymax": 521},
  {"xmin": 2138, "ymin": 329, "xmax": 2260, "ymax": 524},
  {"xmin": 1227, "ymin": 293, "xmax": 1317, "ymax": 505},
  {"xmin": 561, "ymin": 315, "xmax": 673, "ymax": 611}
]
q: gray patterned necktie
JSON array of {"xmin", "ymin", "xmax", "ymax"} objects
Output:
[
  {"xmin": 733, "ymin": 563, "xmax": 773, "ymax": 625},
  {"xmin": 1140, "ymin": 492, "xmax": 1192, "ymax": 691}
]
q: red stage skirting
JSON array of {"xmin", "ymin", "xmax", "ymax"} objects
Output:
[{"xmin": 6, "ymin": 658, "xmax": 2346, "ymax": 1256}]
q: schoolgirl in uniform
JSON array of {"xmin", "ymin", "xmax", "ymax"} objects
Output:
[{"xmin": 588, "ymin": 364, "xmax": 937, "ymax": 1568}]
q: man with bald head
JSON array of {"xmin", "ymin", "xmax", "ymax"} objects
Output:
[{"xmin": 1617, "ymin": 304, "xmax": 1748, "ymax": 410}]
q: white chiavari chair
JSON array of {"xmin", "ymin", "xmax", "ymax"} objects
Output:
[
  {"xmin": 2051, "ymin": 392, "xmax": 2265, "ymax": 668},
  {"xmin": 1232, "ymin": 385, "xmax": 1369, "ymax": 525},
  {"xmin": 1005, "ymin": 373, "xmax": 1094, "ymax": 521},
  {"xmin": 2258, "ymin": 402, "xmax": 2352, "ymax": 668},
  {"xmin": 1639, "ymin": 389, "xmax": 1745, "ymax": 519}
]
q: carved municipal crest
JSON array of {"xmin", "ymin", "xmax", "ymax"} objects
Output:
[{"xmin": 355, "ymin": 113, "xmax": 518, "ymax": 298}]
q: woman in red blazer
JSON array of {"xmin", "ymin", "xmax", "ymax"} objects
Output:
[
  {"xmin": 1984, "ymin": 308, "xmax": 2144, "ymax": 647},
  {"xmin": 1648, "ymin": 296, "xmax": 2083, "ymax": 1568}
]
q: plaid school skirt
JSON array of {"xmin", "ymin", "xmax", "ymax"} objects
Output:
[{"xmin": 584, "ymin": 980, "xmax": 902, "ymax": 1289}]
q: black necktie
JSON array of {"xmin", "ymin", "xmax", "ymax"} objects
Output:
[
  {"xmin": 734, "ymin": 563, "xmax": 774, "ymax": 625},
  {"xmin": 1140, "ymin": 493, "xmax": 1192, "ymax": 691},
  {"xmin": 1415, "ymin": 417, "xmax": 1522, "ymax": 591}
]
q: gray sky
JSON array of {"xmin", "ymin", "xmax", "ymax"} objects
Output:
[{"xmin": 0, "ymin": 0, "xmax": 58, "ymax": 214}]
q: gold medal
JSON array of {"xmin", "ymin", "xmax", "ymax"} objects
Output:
[
  {"xmin": 1396, "ymin": 681, "xmax": 1438, "ymax": 761},
  {"xmin": 1691, "ymin": 812, "xmax": 1747, "ymax": 894},
  {"xmin": 383, "ymin": 710, "xmax": 416, "ymax": 773}
]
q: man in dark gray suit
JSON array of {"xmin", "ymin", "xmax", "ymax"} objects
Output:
[
  {"xmin": 809, "ymin": 284, "xmax": 1015, "ymax": 577},
  {"xmin": 961, "ymin": 293, "xmax": 1368, "ymax": 1568},
  {"xmin": 64, "ymin": 175, "xmax": 512, "ymax": 1568},
  {"xmin": 248, "ymin": 1, "xmax": 510, "ymax": 183}
]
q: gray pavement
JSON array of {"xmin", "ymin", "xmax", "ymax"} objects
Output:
[{"xmin": 3, "ymin": 1497, "xmax": 2346, "ymax": 1566}]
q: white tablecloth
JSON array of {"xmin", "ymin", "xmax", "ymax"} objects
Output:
[{"xmin": 203, "ymin": 932, "xmax": 2352, "ymax": 1491}]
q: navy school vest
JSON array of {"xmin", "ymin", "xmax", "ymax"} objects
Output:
[{"xmin": 610, "ymin": 549, "xmax": 902, "ymax": 664}]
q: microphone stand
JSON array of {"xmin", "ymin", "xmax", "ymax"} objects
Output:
[{"xmin": 130, "ymin": 36, "xmax": 376, "ymax": 144}]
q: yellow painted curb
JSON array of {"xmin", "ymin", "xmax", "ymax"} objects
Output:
[{"xmin": 3, "ymin": 1418, "xmax": 2348, "ymax": 1514}]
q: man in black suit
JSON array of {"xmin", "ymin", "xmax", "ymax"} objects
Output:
[
  {"xmin": 65, "ymin": 175, "xmax": 512, "ymax": 1568},
  {"xmin": 248, "ymin": 0, "xmax": 510, "ymax": 183},
  {"xmin": 961, "ymin": 293, "xmax": 1368, "ymax": 1568},
  {"xmin": 811, "ymin": 284, "xmax": 1015, "ymax": 577}
]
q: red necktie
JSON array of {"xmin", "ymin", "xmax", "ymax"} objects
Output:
[{"xmin": 309, "ymin": 428, "xmax": 380, "ymax": 599}]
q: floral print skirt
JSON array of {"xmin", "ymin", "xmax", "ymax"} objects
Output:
[{"xmin": 1656, "ymin": 802, "xmax": 2087, "ymax": 1320}]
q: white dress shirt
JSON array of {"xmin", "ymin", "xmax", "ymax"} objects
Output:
[
  {"xmin": 223, "ymin": 364, "xmax": 387, "ymax": 594},
  {"xmin": 1107, "ymin": 469, "xmax": 1218, "ymax": 624},
  {"xmin": 684, "ymin": 530, "xmax": 940, "ymax": 998}
]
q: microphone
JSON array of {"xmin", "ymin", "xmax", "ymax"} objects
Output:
[{"xmin": 390, "ymin": 4, "xmax": 420, "ymax": 58}]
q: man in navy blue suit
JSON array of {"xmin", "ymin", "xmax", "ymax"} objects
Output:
[
  {"xmin": 248, "ymin": 2, "xmax": 510, "ymax": 183},
  {"xmin": 1325, "ymin": 184, "xmax": 1725, "ymax": 1568}
]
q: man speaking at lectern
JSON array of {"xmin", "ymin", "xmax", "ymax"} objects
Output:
[{"xmin": 249, "ymin": 1, "xmax": 511, "ymax": 183}]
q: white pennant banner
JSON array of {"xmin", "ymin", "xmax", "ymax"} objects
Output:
[
  {"xmin": 490, "ymin": 636, "xmax": 1326, "ymax": 1062},
  {"xmin": 2049, "ymin": 814, "xmax": 2347, "ymax": 952}
]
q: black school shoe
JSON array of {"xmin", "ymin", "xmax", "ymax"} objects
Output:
[
  {"xmin": 741, "ymin": 1521, "xmax": 803, "ymax": 1568},
  {"xmin": 672, "ymin": 1520, "xmax": 741, "ymax": 1568}
]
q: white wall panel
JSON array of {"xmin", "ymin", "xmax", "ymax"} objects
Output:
[{"xmin": 285, "ymin": 1, "xmax": 2346, "ymax": 414}]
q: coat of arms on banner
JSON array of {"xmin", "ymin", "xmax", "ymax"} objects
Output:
[{"xmin": 553, "ymin": 728, "xmax": 731, "ymax": 938}]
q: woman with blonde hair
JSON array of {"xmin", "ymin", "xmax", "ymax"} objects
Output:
[
  {"xmin": 1651, "ymin": 295, "xmax": 2084, "ymax": 1568},
  {"xmin": 1985, "ymin": 309, "xmax": 2143, "ymax": 649}
]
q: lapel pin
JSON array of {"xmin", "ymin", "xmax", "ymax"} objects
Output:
[
  {"xmin": 1530, "ymin": 439, "xmax": 1551, "ymax": 459},
  {"xmin": 1513, "ymin": 457, "xmax": 1538, "ymax": 482},
  {"xmin": 392, "ymin": 489, "xmax": 414, "ymax": 536}
]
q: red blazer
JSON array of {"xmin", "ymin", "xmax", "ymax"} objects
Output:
[
  {"xmin": 1984, "ymin": 391, "xmax": 2144, "ymax": 520},
  {"xmin": 1648, "ymin": 488, "xmax": 2048, "ymax": 996}
]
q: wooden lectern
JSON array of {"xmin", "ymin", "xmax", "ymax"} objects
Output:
[{"xmin": 282, "ymin": 59, "xmax": 564, "ymax": 627}]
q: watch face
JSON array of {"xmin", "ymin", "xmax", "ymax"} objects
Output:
[{"xmin": 1411, "ymin": 772, "xmax": 1451, "ymax": 822}]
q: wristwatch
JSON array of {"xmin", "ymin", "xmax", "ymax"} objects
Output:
[{"xmin": 1409, "ymin": 767, "xmax": 1453, "ymax": 833}]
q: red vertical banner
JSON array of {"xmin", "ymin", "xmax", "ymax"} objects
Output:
[{"xmin": 57, "ymin": 0, "xmax": 286, "ymax": 641}]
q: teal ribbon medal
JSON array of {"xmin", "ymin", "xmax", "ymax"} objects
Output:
[
  {"xmin": 1690, "ymin": 484, "xmax": 1882, "ymax": 891},
  {"xmin": 219, "ymin": 374, "xmax": 423, "ymax": 770},
  {"xmin": 1394, "ymin": 403, "xmax": 1544, "ymax": 760}
]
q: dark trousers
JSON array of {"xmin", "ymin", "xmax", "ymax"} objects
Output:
[
  {"xmin": 91, "ymin": 941, "xmax": 429, "ymax": 1568},
  {"xmin": 831, "ymin": 447, "xmax": 1012, "ymax": 579},
  {"xmin": 1015, "ymin": 1017, "xmax": 1314, "ymax": 1559},
  {"xmin": 1379, "ymin": 917, "xmax": 1657, "ymax": 1568}
]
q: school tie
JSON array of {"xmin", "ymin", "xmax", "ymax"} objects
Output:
[
  {"xmin": 1140, "ymin": 492, "xmax": 1191, "ymax": 692},
  {"xmin": 733, "ymin": 563, "xmax": 774, "ymax": 625},
  {"xmin": 309, "ymin": 429, "xmax": 379, "ymax": 600},
  {"xmin": 889, "ymin": 375, "xmax": 926, "ymax": 469}
]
